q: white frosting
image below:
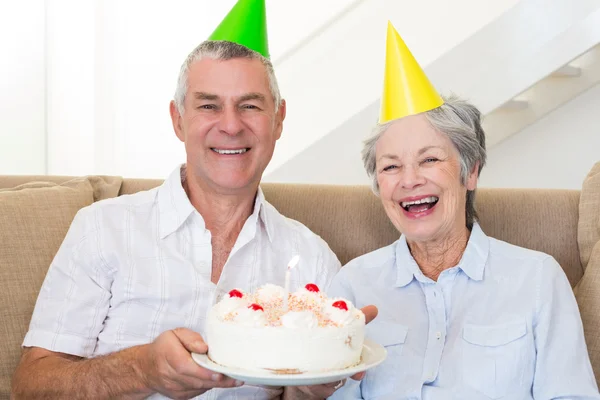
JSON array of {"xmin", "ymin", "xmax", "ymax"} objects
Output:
[
  {"xmin": 214, "ymin": 296, "xmax": 248, "ymax": 316},
  {"xmin": 206, "ymin": 283, "xmax": 366, "ymax": 373},
  {"xmin": 207, "ymin": 311, "xmax": 365, "ymax": 372},
  {"xmin": 234, "ymin": 306, "xmax": 268, "ymax": 327},
  {"xmin": 323, "ymin": 298, "xmax": 357, "ymax": 326},
  {"xmin": 255, "ymin": 283, "xmax": 287, "ymax": 304},
  {"xmin": 281, "ymin": 310, "xmax": 319, "ymax": 329},
  {"xmin": 291, "ymin": 287, "xmax": 325, "ymax": 304}
]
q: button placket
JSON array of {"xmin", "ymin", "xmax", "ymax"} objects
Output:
[{"xmin": 421, "ymin": 284, "xmax": 447, "ymax": 383}]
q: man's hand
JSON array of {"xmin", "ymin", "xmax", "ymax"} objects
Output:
[
  {"xmin": 283, "ymin": 305, "xmax": 378, "ymax": 400},
  {"xmin": 142, "ymin": 328, "xmax": 242, "ymax": 399}
]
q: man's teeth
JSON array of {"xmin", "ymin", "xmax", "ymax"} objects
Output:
[
  {"xmin": 212, "ymin": 148, "xmax": 248, "ymax": 155},
  {"xmin": 401, "ymin": 196, "xmax": 439, "ymax": 208}
]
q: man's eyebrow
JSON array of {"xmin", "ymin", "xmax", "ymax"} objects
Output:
[
  {"xmin": 193, "ymin": 92, "xmax": 219, "ymax": 101},
  {"xmin": 238, "ymin": 93, "xmax": 266, "ymax": 103}
]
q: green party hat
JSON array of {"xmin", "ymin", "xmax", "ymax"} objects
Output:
[{"xmin": 208, "ymin": 0, "xmax": 270, "ymax": 58}]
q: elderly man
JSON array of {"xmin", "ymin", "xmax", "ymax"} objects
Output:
[{"xmin": 11, "ymin": 1, "xmax": 374, "ymax": 399}]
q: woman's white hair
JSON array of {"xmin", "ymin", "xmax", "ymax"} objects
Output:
[
  {"xmin": 362, "ymin": 95, "xmax": 487, "ymax": 228},
  {"xmin": 173, "ymin": 40, "xmax": 282, "ymax": 114}
]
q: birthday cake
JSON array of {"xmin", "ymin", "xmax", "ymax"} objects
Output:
[{"xmin": 206, "ymin": 283, "xmax": 365, "ymax": 373}]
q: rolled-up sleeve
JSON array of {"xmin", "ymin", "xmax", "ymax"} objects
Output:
[
  {"xmin": 23, "ymin": 206, "xmax": 114, "ymax": 357},
  {"xmin": 532, "ymin": 256, "xmax": 600, "ymax": 398}
]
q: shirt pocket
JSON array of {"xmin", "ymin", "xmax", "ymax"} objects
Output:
[
  {"xmin": 362, "ymin": 322, "xmax": 409, "ymax": 399},
  {"xmin": 461, "ymin": 320, "xmax": 528, "ymax": 399}
]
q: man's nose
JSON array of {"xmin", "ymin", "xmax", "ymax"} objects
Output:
[{"xmin": 218, "ymin": 106, "xmax": 244, "ymax": 136}]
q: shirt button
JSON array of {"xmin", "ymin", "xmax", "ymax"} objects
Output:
[{"xmin": 435, "ymin": 331, "xmax": 442, "ymax": 340}]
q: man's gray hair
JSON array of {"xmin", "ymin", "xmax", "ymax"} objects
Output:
[
  {"xmin": 173, "ymin": 40, "xmax": 282, "ymax": 114},
  {"xmin": 362, "ymin": 95, "xmax": 487, "ymax": 229}
]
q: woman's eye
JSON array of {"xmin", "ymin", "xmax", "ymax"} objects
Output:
[
  {"xmin": 423, "ymin": 157, "xmax": 438, "ymax": 163},
  {"xmin": 382, "ymin": 165, "xmax": 397, "ymax": 172}
]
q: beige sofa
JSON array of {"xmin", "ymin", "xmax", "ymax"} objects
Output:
[{"xmin": 1, "ymin": 162, "xmax": 600, "ymax": 398}]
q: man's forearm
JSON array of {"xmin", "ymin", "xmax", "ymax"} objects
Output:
[{"xmin": 12, "ymin": 345, "xmax": 154, "ymax": 400}]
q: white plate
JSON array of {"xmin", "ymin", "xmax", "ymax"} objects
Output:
[{"xmin": 191, "ymin": 338, "xmax": 387, "ymax": 386}]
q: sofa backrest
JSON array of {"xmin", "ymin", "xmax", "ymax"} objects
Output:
[
  {"xmin": 0, "ymin": 176, "xmax": 584, "ymax": 289},
  {"xmin": 0, "ymin": 170, "xmax": 592, "ymax": 395},
  {"xmin": 117, "ymin": 178, "xmax": 584, "ymax": 285},
  {"xmin": 261, "ymin": 184, "xmax": 583, "ymax": 286},
  {"xmin": 576, "ymin": 162, "xmax": 600, "ymax": 382},
  {"xmin": 0, "ymin": 177, "xmax": 122, "ymax": 398}
]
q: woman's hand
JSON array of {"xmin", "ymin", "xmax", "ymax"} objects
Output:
[{"xmin": 282, "ymin": 305, "xmax": 378, "ymax": 400}]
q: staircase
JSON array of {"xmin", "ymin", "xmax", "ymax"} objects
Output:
[{"xmin": 264, "ymin": 0, "xmax": 600, "ymax": 185}]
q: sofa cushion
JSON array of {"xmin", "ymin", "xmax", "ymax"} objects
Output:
[
  {"xmin": 579, "ymin": 162, "xmax": 600, "ymax": 270},
  {"xmin": 476, "ymin": 188, "xmax": 582, "ymax": 287},
  {"xmin": 0, "ymin": 177, "xmax": 121, "ymax": 397},
  {"xmin": 0, "ymin": 175, "xmax": 75, "ymax": 189},
  {"xmin": 261, "ymin": 183, "xmax": 399, "ymax": 266},
  {"xmin": 120, "ymin": 178, "xmax": 163, "ymax": 195},
  {"xmin": 576, "ymin": 241, "xmax": 600, "ymax": 383},
  {"xmin": 0, "ymin": 175, "xmax": 122, "ymax": 202},
  {"xmin": 578, "ymin": 161, "xmax": 600, "ymax": 383}
]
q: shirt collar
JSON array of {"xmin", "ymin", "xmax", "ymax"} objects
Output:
[
  {"xmin": 456, "ymin": 222, "xmax": 488, "ymax": 281},
  {"xmin": 394, "ymin": 235, "xmax": 419, "ymax": 287},
  {"xmin": 158, "ymin": 166, "xmax": 196, "ymax": 239},
  {"xmin": 246, "ymin": 187, "xmax": 275, "ymax": 243},
  {"xmin": 394, "ymin": 222, "xmax": 489, "ymax": 287},
  {"xmin": 157, "ymin": 165, "xmax": 274, "ymax": 242}
]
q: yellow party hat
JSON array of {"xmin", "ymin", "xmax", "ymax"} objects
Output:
[{"xmin": 379, "ymin": 21, "xmax": 444, "ymax": 123}]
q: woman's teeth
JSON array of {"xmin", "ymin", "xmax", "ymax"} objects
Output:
[{"xmin": 401, "ymin": 196, "xmax": 439, "ymax": 208}]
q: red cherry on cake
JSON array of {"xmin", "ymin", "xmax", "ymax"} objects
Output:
[
  {"xmin": 332, "ymin": 300, "xmax": 348, "ymax": 311},
  {"xmin": 228, "ymin": 289, "xmax": 243, "ymax": 298},
  {"xmin": 305, "ymin": 283, "xmax": 320, "ymax": 293},
  {"xmin": 248, "ymin": 303, "xmax": 264, "ymax": 311}
]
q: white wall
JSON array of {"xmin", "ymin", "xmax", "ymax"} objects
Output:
[
  {"xmin": 0, "ymin": 0, "xmax": 46, "ymax": 174},
  {"xmin": 43, "ymin": 0, "xmax": 525, "ymax": 178},
  {"xmin": 45, "ymin": 0, "xmax": 370, "ymax": 178},
  {"xmin": 268, "ymin": 0, "xmax": 523, "ymax": 175},
  {"xmin": 46, "ymin": 0, "xmax": 96, "ymax": 175},
  {"xmin": 46, "ymin": 0, "xmax": 235, "ymax": 176},
  {"xmin": 265, "ymin": 0, "xmax": 600, "ymax": 185},
  {"xmin": 5, "ymin": 0, "xmax": 597, "ymax": 187},
  {"xmin": 3, "ymin": 0, "xmax": 361, "ymax": 176},
  {"xmin": 479, "ymin": 83, "xmax": 600, "ymax": 190}
]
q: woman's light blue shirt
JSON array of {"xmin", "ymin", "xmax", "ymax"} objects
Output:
[{"xmin": 329, "ymin": 223, "xmax": 599, "ymax": 399}]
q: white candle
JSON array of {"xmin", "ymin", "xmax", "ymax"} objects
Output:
[{"xmin": 283, "ymin": 255, "xmax": 300, "ymax": 311}]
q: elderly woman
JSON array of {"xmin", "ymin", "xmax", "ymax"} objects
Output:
[{"xmin": 329, "ymin": 23, "xmax": 599, "ymax": 400}]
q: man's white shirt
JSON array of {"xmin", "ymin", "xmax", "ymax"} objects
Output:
[{"xmin": 23, "ymin": 166, "xmax": 341, "ymax": 399}]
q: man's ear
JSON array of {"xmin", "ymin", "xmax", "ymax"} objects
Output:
[
  {"xmin": 170, "ymin": 100, "xmax": 185, "ymax": 142},
  {"xmin": 466, "ymin": 161, "xmax": 480, "ymax": 191},
  {"xmin": 274, "ymin": 99, "xmax": 286, "ymax": 140}
]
